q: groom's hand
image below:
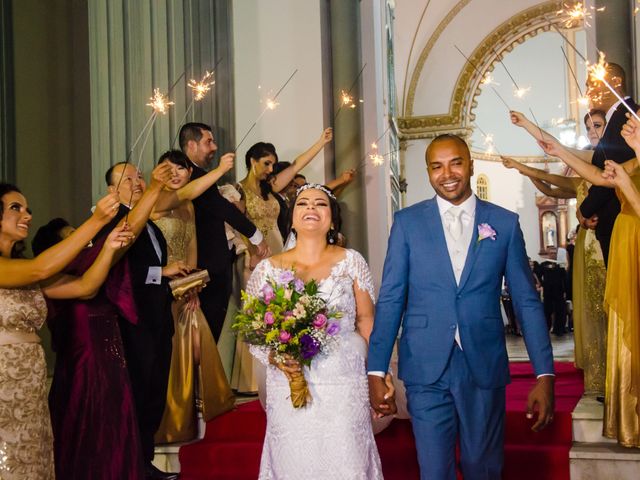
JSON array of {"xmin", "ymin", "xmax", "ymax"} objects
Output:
[
  {"xmin": 368, "ymin": 375, "xmax": 397, "ymax": 418},
  {"xmin": 526, "ymin": 375, "xmax": 555, "ymax": 432}
]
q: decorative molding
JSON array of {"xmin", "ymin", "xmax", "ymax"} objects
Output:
[
  {"xmin": 399, "ymin": 1, "xmax": 565, "ymax": 142},
  {"xmin": 470, "ymin": 150, "xmax": 562, "ymax": 163}
]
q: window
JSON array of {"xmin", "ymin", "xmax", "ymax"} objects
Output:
[{"xmin": 476, "ymin": 174, "xmax": 489, "ymax": 200}]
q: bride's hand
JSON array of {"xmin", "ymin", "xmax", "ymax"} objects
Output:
[
  {"xmin": 383, "ymin": 373, "xmax": 396, "ymax": 401},
  {"xmin": 269, "ymin": 351, "xmax": 301, "ymax": 380}
]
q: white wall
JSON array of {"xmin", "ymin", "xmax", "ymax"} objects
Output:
[{"xmin": 232, "ymin": 0, "xmax": 326, "ymax": 182}]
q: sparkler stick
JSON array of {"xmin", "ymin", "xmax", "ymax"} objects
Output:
[
  {"xmin": 454, "ymin": 45, "xmax": 512, "ymax": 111},
  {"xmin": 234, "ymin": 69, "xmax": 298, "ymax": 153},
  {"xmin": 355, "ymin": 125, "xmax": 392, "ymax": 171},
  {"xmin": 550, "ymin": 23, "xmax": 587, "ymax": 62},
  {"xmin": 136, "ymin": 112, "xmax": 158, "ymax": 172},
  {"xmin": 474, "ymin": 123, "xmax": 501, "ymax": 156},
  {"xmin": 334, "ymin": 63, "xmax": 367, "ymax": 122},
  {"xmin": 115, "ymin": 112, "xmax": 158, "ymax": 192},
  {"xmin": 491, "ymin": 47, "xmax": 530, "ymax": 99}
]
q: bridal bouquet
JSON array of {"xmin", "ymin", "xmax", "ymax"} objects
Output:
[{"xmin": 233, "ymin": 270, "xmax": 342, "ymax": 408}]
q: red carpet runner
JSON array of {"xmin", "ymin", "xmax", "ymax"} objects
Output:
[{"xmin": 179, "ymin": 362, "xmax": 583, "ymax": 479}]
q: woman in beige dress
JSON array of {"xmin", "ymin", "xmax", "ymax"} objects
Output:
[
  {"xmin": 231, "ymin": 128, "xmax": 333, "ymax": 393},
  {"xmin": 0, "ymin": 184, "xmax": 131, "ymax": 479}
]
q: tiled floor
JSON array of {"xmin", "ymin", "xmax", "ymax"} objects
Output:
[{"xmin": 507, "ymin": 331, "xmax": 575, "ymax": 362}]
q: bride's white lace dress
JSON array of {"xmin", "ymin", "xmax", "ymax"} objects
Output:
[{"xmin": 247, "ymin": 249, "xmax": 384, "ymax": 480}]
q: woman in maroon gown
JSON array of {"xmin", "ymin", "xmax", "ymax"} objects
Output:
[{"xmin": 47, "ymin": 235, "xmax": 144, "ymax": 479}]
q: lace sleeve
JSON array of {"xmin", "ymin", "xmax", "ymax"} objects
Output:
[
  {"xmin": 348, "ymin": 249, "xmax": 376, "ymax": 303},
  {"xmin": 244, "ymin": 260, "xmax": 271, "ymax": 365}
]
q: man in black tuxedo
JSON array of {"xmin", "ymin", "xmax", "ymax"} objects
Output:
[
  {"xmin": 179, "ymin": 122, "xmax": 268, "ymax": 340},
  {"xmin": 101, "ymin": 161, "xmax": 185, "ymax": 480},
  {"xmin": 578, "ymin": 63, "xmax": 638, "ymax": 266}
]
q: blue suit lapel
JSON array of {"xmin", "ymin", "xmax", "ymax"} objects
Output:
[
  {"xmin": 457, "ymin": 199, "xmax": 489, "ymax": 292},
  {"xmin": 422, "ymin": 198, "xmax": 457, "ymax": 288}
]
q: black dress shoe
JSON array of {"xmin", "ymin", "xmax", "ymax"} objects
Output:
[
  {"xmin": 146, "ymin": 463, "xmax": 179, "ymax": 480},
  {"xmin": 596, "ymin": 396, "xmax": 605, "ymax": 403}
]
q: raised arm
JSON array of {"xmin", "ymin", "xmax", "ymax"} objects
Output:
[
  {"xmin": 530, "ymin": 179, "xmax": 577, "ymax": 199},
  {"xmin": 326, "ymin": 168, "xmax": 356, "ymax": 198},
  {"xmin": 510, "ymin": 111, "xmax": 594, "ymax": 162},
  {"xmin": 41, "ymin": 225, "xmax": 134, "ymax": 300},
  {"xmin": 0, "ymin": 193, "xmax": 121, "ymax": 288},
  {"xmin": 537, "ymin": 139, "xmax": 615, "ymax": 187},
  {"xmin": 178, "ymin": 154, "xmax": 235, "ymax": 202},
  {"xmin": 501, "ymin": 156, "xmax": 579, "ymax": 192},
  {"xmin": 271, "ymin": 128, "xmax": 333, "ymax": 193},
  {"xmin": 602, "ymin": 160, "xmax": 640, "ymax": 217}
]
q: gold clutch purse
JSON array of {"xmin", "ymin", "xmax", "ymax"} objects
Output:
[{"xmin": 168, "ymin": 269, "xmax": 210, "ymax": 299}]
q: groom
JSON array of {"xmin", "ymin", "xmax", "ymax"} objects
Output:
[{"xmin": 368, "ymin": 134, "xmax": 555, "ymax": 479}]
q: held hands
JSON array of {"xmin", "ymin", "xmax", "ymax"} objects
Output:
[
  {"xmin": 105, "ymin": 223, "xmax": 135, "ymax": 250},
  {"xmin": 576, "ymin": 208, "xmax": 598, "ymax": 230},
  {"xmin": 368, "ymin": 374, "xmax": 397, "ymax": 418},
  {"xmin": 526, "ymin": 375, "xmax": 555, "ymax": 432},
  {"xmin": 320, "ymin": 128, "xmax": 334, "ymax": 145},
  {"xmin": 93, "ymin": 193, "xmax": 122, "ymax": 223},
  {"xmin": 255, "ymin": 239, "xmax": 271, "ymax": 258},
  {"xmin": 216, "ymin": 153, "xmax": 235, "ymax": 174},
  {"xmin": 149, "ymin": 162, "xmax": 173, "ymax": 190}
]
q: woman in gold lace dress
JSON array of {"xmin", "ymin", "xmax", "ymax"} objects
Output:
[
  {"xmin": 231, "ymin": 129, "xmax": 333, "ymax": 393},
  {"xmin": 151, "ymin": 150, "xmax": 235, "ymax": 443},
  {"xmin": 0, "ymin": 184, "xmax": 130, "ymax": 479},
  {"xmin": 501, "ymin": 110, "xmax": 608, "ymax": 394}
]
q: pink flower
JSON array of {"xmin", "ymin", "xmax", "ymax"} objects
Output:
[
  {"xmin": 283, "ymin": 311, "xmax": 294, "ymax": 321},
  {"xmin": 477, "ymin": 223, "xmax": 497, "ymax": 242},
  {"xmin": 312, "ymin": 313, "xmax": 327, "ymax": 329},
  {"xmin": 264, "ymin": 311, "xmax": 275, "ymax": 325},
  {"xmin": 279, "ymin": 330, "xmax": 291, "ymax": 343},
  {"xmin": 261, "ymin": 284, "xmax": 275, "ymax": 303}
]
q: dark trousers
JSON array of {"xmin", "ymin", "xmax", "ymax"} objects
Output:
[
  {"xmin": 544, "ymin": 295, "xmax": 566, "ymax": 335},
  {"xmin": 407, "ymin": 345, "xmax": 505, "ymax": 480},
  {"xmin": 119, "ymin": 319, "xmax": 173, "ymax": 463},
  {"xmin": 199, "ymin": 262, "xmax": 234, "ymax": 341},
  {"xmin": 597, "ymin": 234, "xmax": 611, "ymax": 269}
]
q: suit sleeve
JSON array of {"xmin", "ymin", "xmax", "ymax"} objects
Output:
[
  {"xmin": 193, "ymin": 185, "xmax": 258, "ymax": 238},
  {"xmin": 367, "ymin": 213, "xmax": 410, "ymax": 373},
  {"xmin": 579, "ymin": 184, "xmax": 616, "ymax": 219},
  {"xmin": 504, "ymin": 217, "xmax": 554, "ymax": 376}
]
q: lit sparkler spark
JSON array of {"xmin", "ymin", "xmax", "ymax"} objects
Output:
[
  {"xmin": 480, "ymin": 73, "xmax": 499, "ymax": 86},
  {"xmin": 340, "ymin": 90, "xmax": 356, "ymax": 108},
  {"xmin": 577, "ymin": 95, "xmax": 590, "ymax": 106},
  {"xmin": 587, "ymin": 51, "xmax": 608, "ymax": 83},
  {"xmin": 146, "ymin": 88, "xmax": 174, "ymax": 114},
  {"xmin": 265, "ymin": 98, "xmax": 279, "ymax": 110},
  {"xmin": 483, "ymin": 133, "xmax": 494, "ymax": 146},
  {"xmin": 514, "ymin": 86, "xmax": 531, "ymax": 99},
  {"xmin": 371, "ymin": 142, "xmax": 378, "ymax": 150},
  {"xmin": 188, "ymin": 71, "xmax": 215, "ymax": 101},
  {"xmin": 369, "ymin": 153, "xmax": 385, "ymax": 166},
  {"xmin": 556, "ymin": 2, "xmax": 604, "ymax": 28}
]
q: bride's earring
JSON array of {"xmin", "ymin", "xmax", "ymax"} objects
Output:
[{"xmin": 327, "ymin": 227, "xmax": 336, "ymax": 244}]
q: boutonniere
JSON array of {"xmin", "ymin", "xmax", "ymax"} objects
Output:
[{"xmin": 477, "ymin": 223, "xmax": 497, "ymax": 243}]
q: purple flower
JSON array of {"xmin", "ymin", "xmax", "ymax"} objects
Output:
[
  {"xmin": 264, "ymin": 311, "xmax": 275, "ymax": 325},
  {"xmin": 293, "ymin": 278, "xmax": 305, "ymax": 293},
  {"xmin": 312, "ymin": 313, "xmax": 327, "ymax": 329},
  {"xmin": 326, "ymin": 322, "xmax": 341, "ymax": 336},
  {"xmin": 300, "ymin": 334, "xmax": 320, "ymax": 360},
  {"xmin": 278, "ymin": 270, "xmax": 295, "ymax": 285},
  {"xmin": 261, "ymin": 284, "xmax": 275, "ymax": 303},
  {"xmin": 477, "ymin": 223, "xmax": 497, "ymax": 242},
  {"xmin": 278, "ymin": 330, "xmax": 291, "ymax": 343}
]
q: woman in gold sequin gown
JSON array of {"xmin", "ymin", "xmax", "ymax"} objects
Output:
[
  {"xmin": 152, "ymin": 151, "xmax": 235, "ymax": 443},
  {"xmin": 231, "ymin": 129, "xmax": 333, "ymax": 393},
  {"xmin": 0, "ymin": 184, "xmax": 129, "ymax": 479},
  {"xmin": 501, "ymin": 110, "xmax": 609, "ymax": 394}
]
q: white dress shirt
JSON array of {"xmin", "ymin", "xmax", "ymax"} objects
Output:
[{"xmin": 605, "ymin": 96, "xmax": 631, "ymax": 125}]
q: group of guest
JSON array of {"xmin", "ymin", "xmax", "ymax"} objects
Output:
[
  {"xmin": 502, "ymin": 61, "xmax": 640, "ymax": 447},
  {"xmin": 0, "ymin": 121, "xmax": 354, "ymax": 479}
]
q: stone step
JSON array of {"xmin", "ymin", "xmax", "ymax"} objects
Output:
[
  {"xmin": 571, "ymin": 395, "xmax": 616, "ymax": 444},
  {"xmin": 570, "ymin": 442, "xmax": 640, "ymax": 479}
]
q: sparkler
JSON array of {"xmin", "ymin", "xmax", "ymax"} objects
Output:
[
  {"xmin": 333, "ymin": 63, "xmax": 367, "ymax": 122},
  {"xmin": 454, "ymin": 45, "xmax": 512, "ymax": 111},
  {"xmin": 587, "ymin": 52, "xmax": 640, "ymax": 121},
  {"xmin": 355, "ymin": 125, "xmax": 393, "ymax": 171},
  {"xmin": 146, "ymin": 88, "xmax": 175, "ymax": 115},
  {"xmin": 474, "ymin": 123, "xmax": 501, "ymax": 156},
  {"xmin": 492, "ymin": 47, "xmax": 531, "ymax": 100},
  {"xmin": 234, "ymin": 69, "xmax": 298, "ymax": 153},
  {"xmin": 556, "ymin": 2, "xmax": 605, "ymax": 29}
]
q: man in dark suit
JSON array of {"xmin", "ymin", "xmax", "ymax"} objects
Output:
[
  {"xmin": 101, "ymin": 161, "xmax": 184, "ymax": 480},
  {"xmin": 179, "ymin": 122, "xmax": 268, "ymax": 340},
  {"xmin": 578, "ymin": 63, "xmax": 638, "ymax": 266}
]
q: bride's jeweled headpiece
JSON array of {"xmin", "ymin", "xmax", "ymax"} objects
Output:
[{"xmin": 295, "ymin": 183, "xmax": 336, "ymax": 200}]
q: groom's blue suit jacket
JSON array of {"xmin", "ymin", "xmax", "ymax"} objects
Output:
[{"xmin": 368, "ymin": 197, "xmax": 553, "ymax": 388}]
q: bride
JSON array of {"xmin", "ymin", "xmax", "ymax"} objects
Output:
[{"xmin": 246, "ymin": 183, "xmax": 393, "ymax": 479}]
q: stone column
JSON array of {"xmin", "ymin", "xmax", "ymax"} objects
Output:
[
  {"xmin": 328, "ymin": 0, "xmax": 367, "ymax": 253},
  {"xmin": 594, "ymin": 0, "xmax": 634, "ymax": 93}
]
